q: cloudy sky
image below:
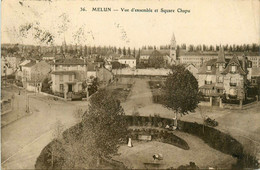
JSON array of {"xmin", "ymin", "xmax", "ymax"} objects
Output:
[{"xmin": 1, "ymin": 0, "xmax": 259, "ymax": 48}]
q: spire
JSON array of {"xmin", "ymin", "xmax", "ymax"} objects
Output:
[
  {"xmin": 216, "ymin": 47, "xmax": 226, "ymax": 63},
  {"xmin": 171, "ymin": 32, "xmax": 176, "ymax": 43}
]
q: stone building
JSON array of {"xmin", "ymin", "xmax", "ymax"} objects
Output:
[{"xmin": 198, "ymin": 48, "xmax": 252, "ymax": 105}]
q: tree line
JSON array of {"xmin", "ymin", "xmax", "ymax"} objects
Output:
[{"xmin": 142, "ymin": 43, "xmax": 260, "ymax": 53}]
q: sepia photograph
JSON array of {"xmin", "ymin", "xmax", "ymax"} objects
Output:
[{"xmin": 1, "ymin": 0, "xmax": 260, "ymax": 169}]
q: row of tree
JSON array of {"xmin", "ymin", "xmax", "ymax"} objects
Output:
[
  {"xmin": 3, "ymin": 43, "xmax": 259, "ymax": 56},
  {"xmin": 141, "ymin": 43, "xmax": 260, "ymax": 53}
]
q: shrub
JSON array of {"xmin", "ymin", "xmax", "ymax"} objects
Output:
[
  {"xmin": 148, "ymin": 115, "xmax": 152, "ymax": 126},
  {"xmin": 153, "ymin": 115, "xmax": 158, "ymax": 127},
  {"xmin": 141, "ymin": 117, "xmax": 147, "ymax": 126},
  {"xmin": 178, "ymin": 121, "xmax": 244, "ymax": 158}
]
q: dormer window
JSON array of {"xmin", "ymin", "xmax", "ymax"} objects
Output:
[
  {"xmin": 231, "ymin": 66, "xmax": 237, "ymax": 73},
  {"xmin": 207, "ymin": 66, "xmax": 212, "ymax": 71}
]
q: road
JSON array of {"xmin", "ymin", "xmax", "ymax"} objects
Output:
[
  {"xmin": 122, "ymin": 78, "xmax": 175, "ymax": 118},
  {"xmin": 1, "ymin": 88, "xmax": 87, "ymax": 169}
]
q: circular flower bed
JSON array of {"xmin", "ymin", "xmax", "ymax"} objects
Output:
[{"xmin": 128, "ymin": 127, "xmax": 190, "ymax": 150}]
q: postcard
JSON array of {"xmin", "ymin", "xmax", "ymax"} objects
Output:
[{"xmin": 1, "ymin": 0, "xmax": 260, "ymax": 169}]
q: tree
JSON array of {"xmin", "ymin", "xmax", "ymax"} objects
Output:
[
  {"xmin": 83, "ymin": 45, "xmax": 87, "ymax": 57},
  {"xmin": 133, "ymin": 48, "xmax": 136, "ymax": 58},
  {"xmin": 181, "ymin": 44, "xmax": 186, "ymax": 50},
  {"xmin": 82, "ymin": 89, "xmax": 128, "ymax": 166},
  {"xmin": 123, "ymin": 47, "xmax": 126, "ymax": 55},
  {"xmin": 127, "ymin": 47, "xmax": 131, "ymax": 55},
  {"xmin": 92, "ymin": 46, "xmax": 96, "ymax": 54},
  {"xmin": 164, "ymin": 65, "xmax": 200, "ymax": 126},
  {"xmin": 88, "ymin": 78, "xmax": 98, "ymax": 96},
  {"xmin": 47, "ymin": 120, "xmax": 65, "ymax": 169},
  {"xmin": 136, "ymin": 48, "xmax": 141, "ymax": 64},
  {"xmin": 41, "ymin": 77, "xmax": 51, "ymax": 93},
  {"xmin": 188, "ymin": 45, "xmax": 194, "ymax": 52},
  {"xmin": 149, "ymin": 50, "xmax": 165, "ymax": 68},
  {"xmin": 118, "ymin": 47, "xmax": 122, "ymax": 55}
]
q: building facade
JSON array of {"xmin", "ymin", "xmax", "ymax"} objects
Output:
[
  {"xmin": 51, "ymin": 58, "xmax": 87, "ymax": 99},
  {"xmin": 198, "ymin": 48, "xmax": 252, "ymax": 101},
  {"xmin": 118, "ymin": 56, "xmax": 136, "ymax": 68}
]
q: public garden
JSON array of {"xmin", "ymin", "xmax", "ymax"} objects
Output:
[{"xmin": 34, "ymin": 75, "xmax": 260, "ymax": 169}]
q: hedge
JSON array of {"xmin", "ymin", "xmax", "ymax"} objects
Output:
[
  {"xmin": 36, "ymin": 116, "xmax": 259, "ymax": 169},
  {"xmin": 178, "ymin": 121, "xmax": 243, "ymax": 158},
  {"xmin": 124, "ymin": 115, "xmax": 259, "ymax": 169}
]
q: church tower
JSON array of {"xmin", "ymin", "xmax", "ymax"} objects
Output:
[
  {"xmin": 170, "ymin": 33, "xmax": 177, "ymax": 61},
  {"xmin": 62, "ymin": 35, "xmax": 67, "ymax": 54}
]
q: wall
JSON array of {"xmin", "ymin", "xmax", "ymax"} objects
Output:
[
  {"xmin": 198, "ymin": 74, "xmax": 217, "ymax": 87},
  {"xmin": 51, "ymin": 74, "xmax": 75, "ymax": 93},
  {"xmin": 224, "ymin": 73, "xmax": 245, "ymax": 99},
  {"xmin": 118, "ymin": 59, "xmax": 136, "ymax": 68},
  {"xmin": 112, "ymin": 68, "xmax": 171, "ymax": 76}
]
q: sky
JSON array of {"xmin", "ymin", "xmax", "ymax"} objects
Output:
[{"xmin": 1, "ymin": 0, "xmax": 260, "ymax": 48}]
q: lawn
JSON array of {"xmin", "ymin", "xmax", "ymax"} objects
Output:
[
  {"xmin": 113, "ymin": 131, "xmax": 236, "ymax": 169},
  {"xmin": 148, "ymin": 80, "xmax": 167, "ymax": 105},
  {"xmin": 106, "ymin": 77, "xmax": 135, "ymax": 102}
]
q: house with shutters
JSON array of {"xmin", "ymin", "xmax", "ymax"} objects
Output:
[
  {"xmin": 50, "ymin": 58, "xmax": 113, "ymax": 99},
  {"xmin": 198, "ymin": 48, "xmax": 252, "ymax": 104},
  {"xmin": 50, "ymin": 58, "xmax": 87, "ymax": 99}
]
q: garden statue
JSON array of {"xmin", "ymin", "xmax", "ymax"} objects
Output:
[{"xmin": 128, "ymin": 138, "xmax": 133, "ymax": 147}]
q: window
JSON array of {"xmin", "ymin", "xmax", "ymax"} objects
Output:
[
  {"xmin": 231, "ymin": 66, "xmax": 237, "ymax": 73},
  {"xmin": 207, "ymin": 66, "xmax": 212, "ymax": 71},
  {"xmin": 217, "ymin": 76, "xmax": 223, "ymax": 83},
  {"xmin": 69, "ymin": 75, "xmax": 72, "ymax": 81},
  {"xmin": 205, "ymin": 76, "xmax": 212, "ymax": 84},
  {"xmin": 60, "ymin": 84, "xmax": 64, "ymax": 92},
  {"xmin": 230, "ymin": 77, "xmax": 237, "ymax": 86},
  {"xmin": 59, "ymin": 75, "xmax": 63, "ymax": 82},
  {"xmin": 217, "ymin": 89, "xmax": 223, "ymax": 93}
]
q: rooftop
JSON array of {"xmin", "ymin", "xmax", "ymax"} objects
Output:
[
  {"xmin": 23, "ymin": 61, "xmax": 36, "ymax": 67},
  {"xmin": 51, "ymin": 70, "xmax": 77, "ymax": 75},
  {"xmin": 140, "ymin": 49, "xmax": 170, "ymax": 56},
  {"xmin": 52, "ymin": 58, "xmax": 86, "ymax": 65},
  {"xmin": 119, "ymin": 55, "xmax": 136, "ymax": 60}
]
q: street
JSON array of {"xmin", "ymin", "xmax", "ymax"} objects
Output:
[{"xmin": 1, "ymin": 86, "xmax": 88, "ymax": 169}]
